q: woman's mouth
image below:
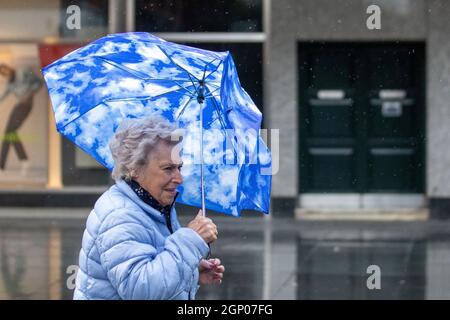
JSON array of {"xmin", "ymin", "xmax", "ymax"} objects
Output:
[{"xmin": 164, "ymin": 188, "xmax": 177, "ymax": 196}]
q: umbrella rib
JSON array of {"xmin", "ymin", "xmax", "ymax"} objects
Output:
[
  {"xmin": 201, "ymin": 58, "xmax": 220, "ymax": 82},
  {"xmin": 104, "ymin": 87, "xmax": 195, "ymax": 103},
  {"xmin": 59, "ymin": 80, "xmax": 198, "ymax": 131},
  {"xmin": 203, "ymin": 90, "xmax": 226, "ymax": 130},
  {"xmin": 210, "ymin": 99, "xmax": 230, "ymax": 135},
  {"xmin": 187, "ymin": 73, "xmax": 200, "ymax": 96},
  {"xmin": 175, "ymin": 94, "xmax": 196, "ymax": 120},
  {"xmin": 204, "ymin": 82, "xmax": 221, "ymax": 89},
  {"xmin": 203, "ymin": 87, "xmax": 238, "ymax": 159},
  {"xmin": 98, "ymin": 56, "xmax": 198, "ymax": 97},
  {"xmin": 203, "ymin": 86, "xmax": 221, "ymax": 98},
  {"xmin": 98, "ymin": 55, "xmax": 197, "ymax": 96},
  {"xmin": 205, "ymin": 113, "xmax": 223, "ymax": 127},
  {"xmin": 187, "ymin": 54, "xmax": 218, "ymax": 68},
  {"xmin": 59, "ymin": 86, "xmax": 197, "ymax": 132},
  {"xmin": 171, "ymin": 80, "xmax": 196, "ymax": 96},
  {"xmin": 204, "ymin": 60, "xmax": 224, "ymax": 82},
  {"xmin": 157, "ymin": 45, "xmax": 201, "ymax": 81},
  {"xmin": 96, "ymin": 56, "xmax": 187, "ymax": 81}
]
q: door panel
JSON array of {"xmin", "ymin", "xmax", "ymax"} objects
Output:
[
  {"xmin": 365, "ymin": 46, "xmax": 423, "ymax": 192},
  {"xmin": 368, "ymin": 97, "xmax": 415, "ymax": 138},
  {"xmin": 309, "ymin": 150, "xmax": 355, "ymax": 190},
  {"xmin": 369, "ymin": 149, "xmax": 416, "ymax": 191},
  {"xmin": 310, "ymin": 50, "xmax": 356, "ymax": 88},
  {"xmin": 299, "ymin": 43, "xmax": 425, "ymax": 193},
  {"xmin": 299, "ymin": 46, "xmax": 359, "ymax": 192},
  {"xmin": 309, "ymin": 97, "xmax": 354, "ymax": 137}
]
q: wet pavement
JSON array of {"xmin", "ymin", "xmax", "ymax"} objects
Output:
[{"xmin": 0, "ymin": 208, "xmax": 450, "ymax": 300}]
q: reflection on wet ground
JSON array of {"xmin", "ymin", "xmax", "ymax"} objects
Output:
[{"xmin": 0, "ymin": 208, "xmax": 450, "ymax": 300}]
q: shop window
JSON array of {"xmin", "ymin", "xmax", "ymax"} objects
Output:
[{"xmin": 136, "ymin": 0, "xmax": 262, "ymax": 32}]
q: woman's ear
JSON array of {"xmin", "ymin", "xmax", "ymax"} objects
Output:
[{"xmin": 132, "ymin": 166, "xmax": 144, "ymax": 180}]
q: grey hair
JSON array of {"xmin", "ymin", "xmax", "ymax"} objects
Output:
[{"xmin": 109, "ymin": 115, "xmax": 183, "ymax": 181}]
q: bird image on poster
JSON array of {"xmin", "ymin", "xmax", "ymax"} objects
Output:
[{"xmin": 0, "ymin": 64, "xmax": 42, "ymax": 175}]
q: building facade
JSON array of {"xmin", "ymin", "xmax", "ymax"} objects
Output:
[
  {"xmin": 0, "ymin": 0, "xmax": 449, "ymax": 219},
  {"xmin": 267, "ymin": 0, "xmax": 450, "ymax": 219}
]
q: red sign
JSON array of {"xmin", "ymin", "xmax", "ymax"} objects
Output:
[{"xmin": 38, "ymin": 43, "xmax": 84, "ymax": 68}]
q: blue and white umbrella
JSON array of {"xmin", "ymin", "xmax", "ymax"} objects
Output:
[{"xmin": 42, "ymin": 32, "xmax": 271, "ymax": 217}]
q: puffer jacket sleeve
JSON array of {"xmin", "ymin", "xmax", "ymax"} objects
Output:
[{"xmin": 96, "ymin": 207, "xmax": 209, "ymax": 300}]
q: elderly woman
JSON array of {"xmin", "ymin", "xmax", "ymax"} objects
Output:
[{"xmin": 73, "ymin": 116, "xmax": 224, "ymax": 300}]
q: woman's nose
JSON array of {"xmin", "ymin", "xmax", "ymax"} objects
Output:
[{"xmin": 173, "ymin": 169, "xmax": 183, "ymax": 184}]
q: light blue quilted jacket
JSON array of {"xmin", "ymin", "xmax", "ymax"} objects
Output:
[{"xmin": 73, "ymin": 180, "xmax": 209, "ymax": 300}]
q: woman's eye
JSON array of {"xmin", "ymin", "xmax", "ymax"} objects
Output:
[{"xmin": 163, "ymin": 166, "xmax": 182, "ymax": 172}]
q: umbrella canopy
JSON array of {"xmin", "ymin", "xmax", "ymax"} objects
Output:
[{"xmin": 42, "ymin": 32, "xmax": 271, "ymax": 217}]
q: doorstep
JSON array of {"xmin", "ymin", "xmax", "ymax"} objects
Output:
[{"xmin": 296, "ymin": 208, "xmax": 429, "ymax": 221}]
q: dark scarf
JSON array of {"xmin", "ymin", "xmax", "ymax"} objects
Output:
[{"xmin": 126, "ymin": 179, "xmax": 178, "ymax": 233}]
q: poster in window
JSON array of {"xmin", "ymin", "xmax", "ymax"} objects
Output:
[{"xmin": 0, "ymin": 44, "xmax": 47, "ymax": 185}]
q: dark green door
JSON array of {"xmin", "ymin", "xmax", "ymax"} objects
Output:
[{"xmin": 298, "ymin": 43, "xmax": 425, "ymax": 193}]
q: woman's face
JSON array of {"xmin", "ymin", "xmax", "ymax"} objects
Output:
[{"xmin": 136, "ymin": 141, "xmax": 183, "ymax": 206}]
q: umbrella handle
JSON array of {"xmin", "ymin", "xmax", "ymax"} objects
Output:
[{"xmin": 207, "ymin": 243, "xmax": 212, "ymax": 259}]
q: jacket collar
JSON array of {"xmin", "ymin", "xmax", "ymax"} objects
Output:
[
  {"xmin": 125, "ymin": 179, "xmax": 178, "ymax": 216},
  {"xmin": 115, "ymin": 180, "xmax": 178, "ymax": 224}
]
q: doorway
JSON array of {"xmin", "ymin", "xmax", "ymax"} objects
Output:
[{"xmin": 298, "ymin": 42, "xmax": 425, "ymax": 204}]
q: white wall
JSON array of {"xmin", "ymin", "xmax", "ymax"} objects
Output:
[{"xmin": 0, "ymin": 0, "xmax": 60, "ymax": 41}]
